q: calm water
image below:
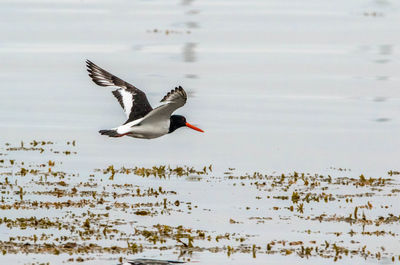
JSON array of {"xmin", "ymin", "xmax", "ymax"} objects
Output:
[{"xmin": 1, "ymin": 0, "xmax": 400, "ymax": 264}]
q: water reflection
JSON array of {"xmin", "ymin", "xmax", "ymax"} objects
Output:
[
  {"xmin": 379, "ymin": 44, "xmax": 392, "ymax": 55},
  {"xmin": 374, "ymin": 44, "xmax": 392, "ymax": 63},
  {"xmin": 181, "ymin": 0, "xmax": 195, "ymax": 6},
  {"xmin": 374, "ymin": 59, "xmax": 389, "ymax": 64},
  {"xmin": 356, "ymin": 44, "xmax": 393, "ymax": 64},
  {"xmin": 374, "ymin": 0, "xmax": 391, "ymax": 7},
  {"xmin": 185, "ymin": 74, "xmax": 198, "ymax": 79},
  {"xmin": 375, "ymin": 118, "xmax": 391, "ymax": 122},
  {"xmin": 376, "ymin": 76, "xmax": 389, "ymax": 81},
  {"xmin": 373, "ymin": 97, "xmax": 386, "ymax": 102},
  {"xmin": 183, "ymin": 42, "xmax": 197, "ymax": 63},
  {"xmin": 186, "ymin": 21, "xmax": 199, "ymax": 29},
  {"xmin": 186, "ymin": 9, "xmax": 200, "ymax": 15}
]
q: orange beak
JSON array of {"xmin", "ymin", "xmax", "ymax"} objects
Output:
[{"xmin": 185, "ymin": 122, "xmax": 204, "ymax": 133}]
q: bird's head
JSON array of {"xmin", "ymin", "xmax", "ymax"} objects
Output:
[{"xmin": 169, "ymin": 115, "xmax": 204, "ymax": 134}]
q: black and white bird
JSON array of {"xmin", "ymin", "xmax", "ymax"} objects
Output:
[
  {"xmin": 86, "ymin": 60, "xmax": 204, "ymax": 139},
  {"xmin": 120, "ymin": 258, "xmax": 184, "ymax": 265}
]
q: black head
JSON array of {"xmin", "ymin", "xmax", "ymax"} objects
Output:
[
  {"xmin": 169, "ymin": 115, "xmax": 186, "ymax": 133},
  {"xmin": 169, "ymin": 115, "xmax": 204, "ymax": 134}
]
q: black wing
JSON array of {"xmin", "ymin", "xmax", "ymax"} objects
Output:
[{"xmin": 86, "ymin": 60, "xmax": 153, "ymax": 122}]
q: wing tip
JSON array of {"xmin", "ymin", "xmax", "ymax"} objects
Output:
[
  {"xmin": 85, "ymin": 60, "xmax": 110, "ymax": 87},
  {"xmin": 85, "ymin": 59, "xmax": 95, "ymax": 74},
  {"xmin": 160, "ymin": 86, "xmax": 187, "ymax": 103},
  {"xmin": 85, "ymin": 59, "xmax": 95, "ymax": 69}
]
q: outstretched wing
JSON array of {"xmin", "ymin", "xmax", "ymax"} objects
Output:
[
  {"xmin": 86, "ymin": 60, "xmax": 153, "ymax": 122},
  {"xmin": 139, "ymin": 86, "xmax": 187, "ymax": 124}
]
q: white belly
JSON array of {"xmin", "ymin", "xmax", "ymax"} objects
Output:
[{"xmin": 116, "ymin": 119, "xmax": 170, "ymax": 139}]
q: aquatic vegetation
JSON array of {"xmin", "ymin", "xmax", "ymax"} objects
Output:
[
  {"xmin": 0, "ymin": 141, "xmax": 399, "ymax": 264},
  {"xmin": 95, "ymin": 165, "xmax": 212, "ymax": 179}
]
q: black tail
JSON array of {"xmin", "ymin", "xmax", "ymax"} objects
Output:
[{"xmin": 99, "ymin": 129, "xmax": 121, "ymax": 137}]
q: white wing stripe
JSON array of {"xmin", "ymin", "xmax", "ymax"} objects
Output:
[
  {"xmin": 86, "ymin": 60, "xmax": 154, "ymax": 121},
  {"xmin": 120, "ymin": 89, "xmax": 134, "ymax": 118}
]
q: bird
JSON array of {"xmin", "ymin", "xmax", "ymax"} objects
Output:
[
  {"xmin": 86, "ymin": 60, "xmax": 204, "ymax": 139},
  {"xmin": 120, "ymin": 258, "xmax": 184, "ymax": 265}
]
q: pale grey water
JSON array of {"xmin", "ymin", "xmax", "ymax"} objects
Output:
[
  {"xmin": 1, "ymin": 0, "xmax": 399, "ymax": 175},
  {"xmin": 1, "ymin": 0, "xmax": 400, "ymax": 264}
]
